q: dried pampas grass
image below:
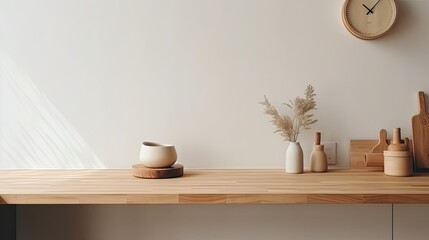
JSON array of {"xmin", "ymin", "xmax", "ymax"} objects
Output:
[{"xmin": 260, "ymin": 85, "xmax": 317, "ymax": 142}]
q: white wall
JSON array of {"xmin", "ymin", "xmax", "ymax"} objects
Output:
[{"xmin": 1, "ymin": 0, "xmax": 428, "ymax": 169}]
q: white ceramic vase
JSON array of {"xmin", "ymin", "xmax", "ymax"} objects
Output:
[
  {"xmin": 286, "ymin": 142, "xmax": 304, "ymax": 174},
  {"xmin": 139, "ymin": 142, "xmax": 177, "ymax": 168}
]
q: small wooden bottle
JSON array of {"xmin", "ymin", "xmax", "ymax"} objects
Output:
[
  {"xmin": 310, "ymin": 132, "xmax": 328, "ymax": 172},
  {"xmin": 384, "ymin": 128, "xmax": 413, "ymax": 177},
  {"xmin": 387, "ymin": 128, "xmax": 408, "ymax": 151}
]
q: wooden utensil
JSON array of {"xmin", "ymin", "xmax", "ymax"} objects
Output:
[
  {"xmin": 371, "ymin": 129, "xmax": 389, "ymax": 153},
  {"xmin": 412, "ymin": 91, "xmax": 429, "ymax": 171},
  {"xmin": 364, "ymin": 153, "xmax": 384, "ymax": 168},
  {"xmin": 364, "ymin": 129, "xmax": 388, "ymax": 168},
  {"xmin": 314, "ymin": 132, "xmax": 321, "ymax": 145}
]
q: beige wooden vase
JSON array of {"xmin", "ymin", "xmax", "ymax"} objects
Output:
[{"xmin": 383, "ymin": 151, "xmax": 413, "ymax": 177}]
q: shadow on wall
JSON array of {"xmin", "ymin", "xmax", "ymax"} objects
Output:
[{"xmin": 0, "ymin": 57, "xmax": 103, "ymax": 168}]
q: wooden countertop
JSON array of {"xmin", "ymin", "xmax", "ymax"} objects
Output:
[{"xmin": 1, "ymin": 169, "xmax": 429, "ymax": 204}]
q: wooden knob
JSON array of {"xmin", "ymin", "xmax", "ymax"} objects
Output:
[
  {"xmin": 392, "ymin": 128, "xmax": 401, "ymax": 144},
  {"xmin": 404, "ymin": 137, "xmax": 410, "ymax": 151},
  {"xmin": 388, "ymin": 128, "xmax": 408, "ymax": 151},
  {"xmin": 314, "ymin": 132, "xmax": 321, "ymax": 145},
  {"xmin": 418, "ymin": 91, "xmax": 427, "ymax": 114}
]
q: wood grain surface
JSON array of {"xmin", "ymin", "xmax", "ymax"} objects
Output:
[{"xmin": 1, "ymin": 169, "xmax": 429, "ymax": 204}]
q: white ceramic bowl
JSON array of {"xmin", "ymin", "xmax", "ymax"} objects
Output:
[{"xmin": 139, "ymin": 142, "xmax": 177, "ymax": 168}]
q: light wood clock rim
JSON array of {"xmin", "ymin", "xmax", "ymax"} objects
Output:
[{"xmin": 341, "ymin": 0, "xmax": 398, "ymax": 40}]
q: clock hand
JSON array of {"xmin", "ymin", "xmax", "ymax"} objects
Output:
[
  {"xmin": 367, "ymin": 0, "xmax": 382, "ymax": 15},
  {"xmin": 363, "ymin": 4, "xmax": 374, "ymax": 14}
]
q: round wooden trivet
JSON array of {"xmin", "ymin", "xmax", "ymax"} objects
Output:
[{"xmin": 132, "ymin": 164, "xmax": 184, "ymax": 179}]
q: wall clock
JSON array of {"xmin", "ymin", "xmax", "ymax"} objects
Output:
[{"xmin": 342, "ymin": 0, "xmax": 398, "ymax": 40}]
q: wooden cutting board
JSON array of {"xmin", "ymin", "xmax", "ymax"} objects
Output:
[{"xmin": 412, "ymin": 91, "xmax": 429, "ymax": 171}]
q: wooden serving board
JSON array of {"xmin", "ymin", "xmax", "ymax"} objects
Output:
[
  {"xmin": 412, "ymin": 91, "xmax": 429, "ymax": 171},
  {"xmin": 350, "ymin": 140, "xmax": 412, "ymax": 170},
  {"xmin": 132, "ymin": 164, "xmax": 184, "ymax": 179},
  {"xmin": 371, "ymin": 129, "xmax": 389, "ymax": 153}
]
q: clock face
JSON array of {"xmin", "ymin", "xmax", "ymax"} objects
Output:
[{"xmin": 342, "ymin": 0, "xmax": 397, "ymax": 40}]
